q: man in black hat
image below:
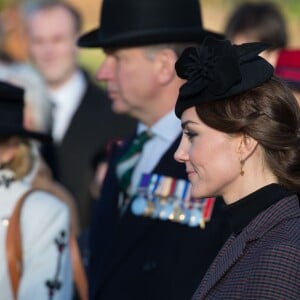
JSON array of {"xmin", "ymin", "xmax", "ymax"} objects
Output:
[{"xmin": 79, "ymin": 1, "xmax": 228, "ymax": 299}]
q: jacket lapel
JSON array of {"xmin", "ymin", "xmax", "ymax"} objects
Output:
[
  {"xmin": 194, "ymin": 195, "xmax": 300, "ymax": 299},
  {"xmin": 194, "ymin": 233, "xmax": 245, "ymax": 299},
  {"xmin": 97, "ymin": 136, "xmax": 185, "ymax": 288}
]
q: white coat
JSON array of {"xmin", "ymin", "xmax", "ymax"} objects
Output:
[{"xmin": 0, "ymin": 169, "xmax": 73, "ymax": 300}]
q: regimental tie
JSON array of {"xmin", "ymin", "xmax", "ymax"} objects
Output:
[{"xmin": 116, "ymin": 131, "xmax": 152, "ymax": 195}]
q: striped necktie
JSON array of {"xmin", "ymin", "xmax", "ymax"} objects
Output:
[{"xmin": 116, "ymin": 131, "xmax": 152, "ymax": 194}]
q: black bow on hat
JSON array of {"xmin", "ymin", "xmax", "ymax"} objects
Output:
[
  {"xmin": 175, "ymin": 37, "xmax": 274, "ymax": 117},
  {"xmin": 78, "ymin": 0, "xmax": 223, "ymax": 48},
  {"xmin": 0, "ymin": 81, "xmax": 51, "ymax": 142}
]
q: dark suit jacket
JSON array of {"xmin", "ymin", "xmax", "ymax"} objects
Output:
[
  {"xmin": 44, "ymin": 71, "xmax": 136, "ymax": 229},
  {"xmin": 89, "ymin": 136, "xmax": 229, "ymax": 300},
  {"xmin": 193, "ymin": 195, "xmax": 300, "ymax": 300}
]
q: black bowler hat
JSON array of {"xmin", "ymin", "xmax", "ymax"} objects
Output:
[
  {"xmin": 175, "ymin": 37, "xmax": 274, "ymax": 117},
  {"xmin": 0, "ymin": 81, "xmax": 51, "ymax": 142},
  {"xmin": 78, "ymin": 0, "xmax": 223, "ymax": 48}
]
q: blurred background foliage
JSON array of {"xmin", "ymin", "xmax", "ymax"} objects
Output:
[{"xmin": 0, "ymin": 0, "xmax": 300, "ymax": 75}]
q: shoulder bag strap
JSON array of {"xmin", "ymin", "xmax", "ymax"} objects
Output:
[
  {"xmin": 6, "ymin": 189, "xmax": 88, "ymax": 300},
  {"xmin": 6, "ymin": 189, "xmax": 35, "ymax": 300}
]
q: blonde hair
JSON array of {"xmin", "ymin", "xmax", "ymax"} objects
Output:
[{"xmin": 0, "ymin": 137, "xmax": 34, "ymax": 179}]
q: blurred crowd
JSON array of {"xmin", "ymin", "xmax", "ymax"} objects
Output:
[{"xmin": 0, "ymin": 0, "xmax": 299, "ymax": 299}]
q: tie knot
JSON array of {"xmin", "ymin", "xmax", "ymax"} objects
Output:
[
  {"xmin": 116, "ymin": 130, "xmax": 152, "ymax": 195},
  {"xmin": 119, "ymin": 131, "xmax": 152, "ymax": 165},
  {"xmin": 133, "ymin": 130, "xmax": 152, "ymax": 146}
]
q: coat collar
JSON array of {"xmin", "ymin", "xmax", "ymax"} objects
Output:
[{"xmin": 193, "ymin": 195, "xmax": 300, "ymax": 299}]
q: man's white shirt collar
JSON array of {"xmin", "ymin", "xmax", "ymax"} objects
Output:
[
  {"xmin": 49, "ymin": 70, "xmax": 86, "ymax": 143},
  {"xmin": 137, "ymin": 110, "xmax": 181, "ymax": 143}
]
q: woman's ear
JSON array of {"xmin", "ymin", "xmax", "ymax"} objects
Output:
[
  {"xmin": 237, "ymin": 134, "xmax": 258, "ymax": 160},
  {"xmin": 154, "ymin": 49, "xmax": 178, "ymax": 85}
]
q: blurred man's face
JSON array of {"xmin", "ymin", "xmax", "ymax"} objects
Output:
[
  {"xmin": 26, "ymin": 6, "xmax": 78, "ymax": 88},
  {"xmin": 96, "ymin": 47, "xmax": 158, "ymax": 119}
]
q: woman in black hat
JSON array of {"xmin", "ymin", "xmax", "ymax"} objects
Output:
[
  {"xmin": 174, "ymin": 37, "xmax": 300, "ymax": 299},
  {"xmin": 0, "ymin": 81, "xmax": 73, "ymax": 299},
  {"xmin": 78, "ymin": 1, "xmax": 229, "ymax": 299}
]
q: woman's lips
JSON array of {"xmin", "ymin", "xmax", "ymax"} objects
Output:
[{"xmin": 187, "ymin": 170, "xmax": 196, "ymax": 178}]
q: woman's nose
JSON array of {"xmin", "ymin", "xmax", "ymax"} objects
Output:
[{"xmin": 174, "ymin": 137, "xmax": 188, "ymax": 163}]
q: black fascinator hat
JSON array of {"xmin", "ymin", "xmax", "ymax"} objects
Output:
[
  {"xmin": 175, "ymin": 37, "xmax": 274, "ymax": 117},
  {"xmin": 0, "ymin": 81, "xmax": 51, "ymax": 142}
]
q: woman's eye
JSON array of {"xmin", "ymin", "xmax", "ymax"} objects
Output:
[{"xmin": 184, "ymin": 131, "xmax": 197, "ymax": 141}]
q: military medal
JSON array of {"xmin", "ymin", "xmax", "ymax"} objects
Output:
[
  {"xmin": 131, "ymin": 172, "xmax": 216, "ymax": 230},
  {"xmin": 144, "ymin": 174, "xmax": 161, "ymax": 217},
  {"xmin": 188, "ymin": 208, "xmax": 203, "ymax": 228},
  {"xmin": 169, "ymin": 203, "xmax": 185, "ymax": 223},
  {"xmin": 131, "ymin": 173, "xmax": 151, "ymax": 216},
  {"xmin": 131, "ymin": 196, "xmax": 148, "ymax": 216},
  {"xmin": 166, "ymin": 179, "xmax": 181, "ymax": 222},
  {"xmin": 157, "ymin": 176, "xmax": 173, "ymax": 220},
  {"xmin": 143, "ymin": 200, "xmax": 156, "ymax": 217},
  {"xmin": 151, "ymin": 196, "xmax": 161, "ymax": 219},
  {"xmin": 171, "ymin": 179, "xmax": 190, "ymax": 224}
]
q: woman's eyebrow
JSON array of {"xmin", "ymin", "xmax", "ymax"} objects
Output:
[{"xmin": 181, "ymin": 120, "xmax": 198, "ymax": 129}]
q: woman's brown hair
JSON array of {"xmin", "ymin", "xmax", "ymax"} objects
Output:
[{"xmin": 195, "ymin": 76, "xmax": 300, "ymax": 191}]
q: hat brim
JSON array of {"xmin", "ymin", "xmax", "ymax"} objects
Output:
[
  {"xmin": 0, "ymin": 128, "xmax": 52, "ymax": 143},
  {"xmin": 78, "ymin": 27, "xmax": 224, "ymax": 48}
]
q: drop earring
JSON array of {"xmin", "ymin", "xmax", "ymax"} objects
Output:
[{"xmin": 240, "ymin": 158, "xmax": 245, "ymax": 176}]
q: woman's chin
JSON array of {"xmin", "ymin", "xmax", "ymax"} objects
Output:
[
  {"xmin": 191, "ymin": 188, "xmax": 207, "ymax": 199},
  {"xmin": 190, "ymin": 186, "xmax": 216, "ymax": 199}
]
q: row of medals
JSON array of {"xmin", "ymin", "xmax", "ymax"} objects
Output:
[{"xmin": 131, "ymin": 173, "xmax": 206, "ymax": 229}]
